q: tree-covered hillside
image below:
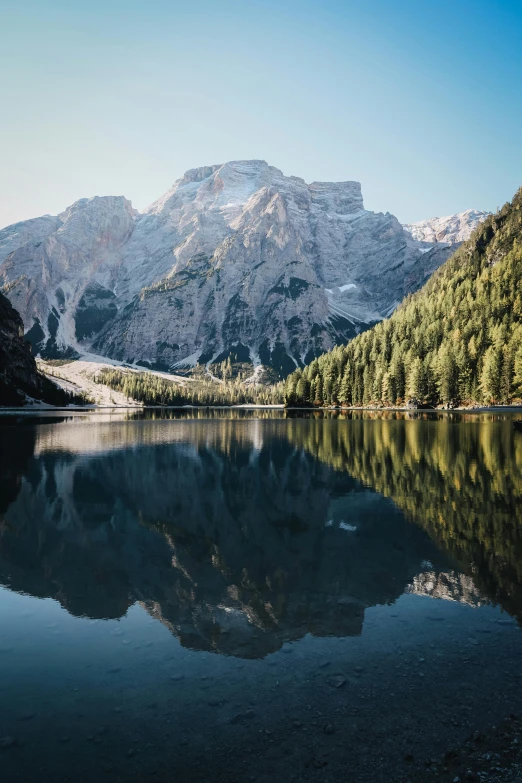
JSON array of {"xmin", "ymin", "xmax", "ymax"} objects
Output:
[{"xmin": 285, "ymin": 188, "xmax": 522, "ymax": 408}]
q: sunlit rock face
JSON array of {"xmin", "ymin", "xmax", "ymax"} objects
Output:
[
  {"xmin": 0, "ymin": 418, "xmax": 449, "ymax": 658},
  {"xmin": 0, "ymin": 161, "xmax": 455, "ymax": 375},
  {"xmin": 0, "ymin": 196, "xmax": 135, "ymax": 359},
  {"xmin": 403, "ymin": 209, "xmax": 490, "ymax": 245}
]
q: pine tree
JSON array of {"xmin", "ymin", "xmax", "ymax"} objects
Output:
[
  {"xmin": 514, "ymin": 345, "xmax": 522, "ymax": 399},
  {"xmin": 480, "ymin": 345, "xmax": 502, "ymax": 404},
  {"xmin": 437, "ymin": 344, "xmax": 459, "ymax": 405},
  {"xmin": 372, "ymin": 363, "xmax": 384, "ymax": 401},
  {"xmin": 390, "ymin": 354, "xmax": 405, "ymax": 403},
  {"xmin": 295, "ymin": 376, "xmax": 310, "ymax": 405},
  {"xmin": 500, "ymin": 346, "xmax": 513, "ymax": 403},
  {"xmin": 381, "ymin": 372, "xmax": 395, "ymax": 405},
  {"xmin": 284, "ymin": 372, "xmax": 299, "ymax": 405},
  {"xmin": 362, "ymin": 365, "xmax": 372, "ymax": 404},
  {"xmin": 331, "ymin": 377, "xmax": 340, "ymax": 404},
  {"xmin": 339, "ymin": 368, "xmax": 351, "ymax": 405},
  {"xmin": 314, "ymin": 374, "xmax": 324, "ymax": 405},
  {"xmin": 406, "ymin": 356, "xmax": 424, "ymax": 401},
  {"xmin": 323, "ymin": 373, "xmax": 333, "ymax": 404}
]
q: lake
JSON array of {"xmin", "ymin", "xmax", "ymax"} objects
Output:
[{"xmin": 1, "ymin": 409, "xmax": 522, "ymax": 783}]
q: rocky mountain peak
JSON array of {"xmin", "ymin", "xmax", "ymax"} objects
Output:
[
  {"xmin": 57, "ymin": 196, "xmax": 136, "ymax": 246},
  {"xmin": 146, "ymin": 161, "xmax": 365, "ymax": 220},
  {"xmin": 403, "ymin": 208, "xmax": 490, "ymax": 244},
  {"xmin": 178, "ymin": 163, "xmax": 224, "ymax": 185},
  {"xmin": 0, "ymin": 161, "xmax": 472, "ymax": 375},
  {"xmin": 309, "ymin": 180, "xmax": 364, "ymax": 214}
]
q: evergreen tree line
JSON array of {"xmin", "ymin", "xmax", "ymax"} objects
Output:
[
  {"xmin": 95, "ymin": 368, "xmax": 284, "ymax": 407},
  {"xmin": 284, "ymin": 188, "xmax": 522, "ymax": 408},
  {"xmin": 44, "ymin": 382, "xmax": 91, "ymax": 407}
]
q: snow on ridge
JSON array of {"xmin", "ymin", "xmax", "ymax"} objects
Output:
[{"xmin": 403, "ymin": 209, "xmax": 490, "ymax": 245}]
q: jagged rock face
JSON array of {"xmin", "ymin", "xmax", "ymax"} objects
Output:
[
  {"xmin": 0, "ymin": 292, "xmax": 53, "ymax": 404},
  {"xmin": 403, "ymin": 209, "xmax": 490, "ymax": 245},
  {"xmin": 0, "ymin": 161, "xmax": 456, "ymax": 375},
  {"xmin": 0, "ymin": 196, "xmax": 135, "ymax": 358},
  {"xmin": 0, "ymin": 214, "xmax": 63, "ymax": 260}
]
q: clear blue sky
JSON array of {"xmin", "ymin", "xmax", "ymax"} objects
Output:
[{"xmin": 1, "ymin": 0, "xmax": 521, "ymax": 227}]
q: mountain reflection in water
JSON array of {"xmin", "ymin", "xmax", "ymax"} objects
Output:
[{"xmin": 1, "ymin": 412, "xmax": 521, "ymax": 659}]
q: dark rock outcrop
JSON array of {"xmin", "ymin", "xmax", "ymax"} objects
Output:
[{"xmin": 0, "ymin": 292, "xmax": 64, "ymax": 405}]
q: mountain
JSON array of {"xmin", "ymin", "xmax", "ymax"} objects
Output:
[
  {"xmin": 0, "ymin": 160, "xmax": 457, "ymax": 377},
  {"xmin": 285, "ymin": 187, "xmax": 522, "ymax": 407},
  {"xmin": 0, "ymin": 292, "xmax": 69, "ymax": 405},
  {"xmin": 403, "ymin": 209, "xmax": 490, "ymax": 244}
]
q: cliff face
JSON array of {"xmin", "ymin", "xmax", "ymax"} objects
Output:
[
  {"xmin": 0, "ymin": 161, "xmax": 456, "ymax": 376},
  {"xmin": 0, "ymin": 292, "xmax": 54, "ymax": 405},
  {"xmin": 0, "ymin": 195, "xmax": 135, "ymax": 360}
]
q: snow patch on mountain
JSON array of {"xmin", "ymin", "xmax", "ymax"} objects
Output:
[{"xmin": 403, "ymin": 209, "xmax": 490, "ymax": 245}]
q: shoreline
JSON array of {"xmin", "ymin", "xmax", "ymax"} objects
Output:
[
  {"xmin": 0, "ymin": 403, "xmax": 286, "ymax": 414},
  {"xmin": 0, "ymin": 403, "xmax": 521, "ymax": 415},
  {"xmin": 286, "ymin": 403, "xmax": 522, "ymax": 413}
]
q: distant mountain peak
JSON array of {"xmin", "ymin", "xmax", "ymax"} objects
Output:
[{"xmin": 403, "ymin": 209, "xmax": 490, "ymax": 244}]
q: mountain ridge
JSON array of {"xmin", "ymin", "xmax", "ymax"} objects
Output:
[
  {"xmin": 403, "ymin": 209, "xmax": 491, "ymax": 244},
  {"xmin": 0, "ymin": 160, "xmax": 483, "ymax": 377}
]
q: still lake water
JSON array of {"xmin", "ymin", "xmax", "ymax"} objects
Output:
[{"xmin": 1, "ymin": 409, "xmax": 522, "ymax": 783}]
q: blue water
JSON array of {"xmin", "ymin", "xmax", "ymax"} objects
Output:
[{"xmin": 1, "ymin": 410, "xmax": 521, "ymax": 782}]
